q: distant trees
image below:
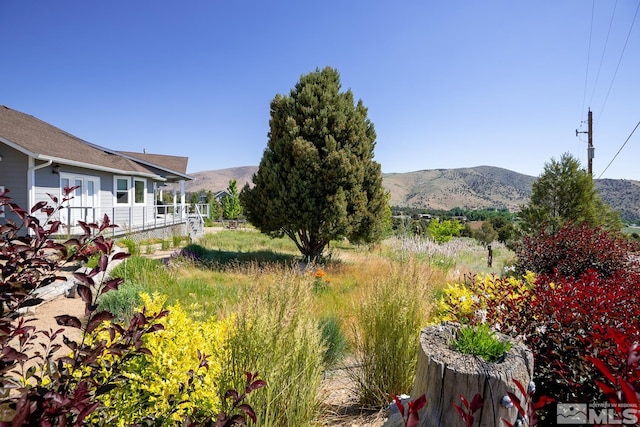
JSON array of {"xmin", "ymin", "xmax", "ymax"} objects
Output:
[
  {"xmin": 240, "ymin": 67, "xmax": 389, "ymax": 262},
  {"xmin": 519, "ymin": 153, "xmax": 621, "ymax": 234}
]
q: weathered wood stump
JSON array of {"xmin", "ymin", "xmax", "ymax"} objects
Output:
[{"xmin": 410, "ymin": 322, "xmax": 533, "ymax": 427}]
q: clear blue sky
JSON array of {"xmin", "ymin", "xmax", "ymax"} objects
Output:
[{"xmin": 1, "ymin": 1, "xmax": 639, "ymax": 179}]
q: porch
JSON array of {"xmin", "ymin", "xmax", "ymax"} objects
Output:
[{"xmin": 56, "ymin": 203, "xmax": 210, "ymax": 240}]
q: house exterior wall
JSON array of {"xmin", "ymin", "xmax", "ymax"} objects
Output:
[
  {"xmin": 0, "ymin": 145, "xmax": 29, "ymax": 208},
  {"xmin": 31, "ymin": 163, "xmax": 163, "ymax": 232}
]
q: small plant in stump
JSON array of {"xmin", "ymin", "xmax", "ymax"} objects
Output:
[{"xmin": 452, "ymin": 323, "xmax": 512, "ymax": 362}]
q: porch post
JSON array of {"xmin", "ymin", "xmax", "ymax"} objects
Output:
[
  {"xmin": 180, "ymin": 180, "xmax": 186, "ymax": 219},
  {"xmin": 172, "ymin": 184, "xmax": 177, "ymax": 218}
]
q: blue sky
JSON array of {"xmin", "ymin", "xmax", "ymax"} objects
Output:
[{"xmin": 1, "ymin": 1, "xmax": 639, "ymax": 179}]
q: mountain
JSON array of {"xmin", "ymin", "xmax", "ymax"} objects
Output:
[
  {"xmin": 383, "ymin": 166, "xmax": 534, "ymax": 211},
  {"xmin": 185, "ymin": 165, "xmax": 640, "ymax": 222},
  {"xmin": 186, "ymin": 166, "xmax": 258, "ymax": 193}
]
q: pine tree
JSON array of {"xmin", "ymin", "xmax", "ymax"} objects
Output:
[{"xmin": 240, "ymin": 67, "xmax": 389, "ymax": 262}]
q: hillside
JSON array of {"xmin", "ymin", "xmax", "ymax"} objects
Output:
[
  {"xmin": 185, "ymin": 165, "xmax": 640, "ymax": 222},
  {"xmin": 186, "ymin": 166, "xmax": 258, "ymax": 193}
]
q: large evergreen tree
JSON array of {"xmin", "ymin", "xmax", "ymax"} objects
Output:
[
  {"xmin": 519, "ymin": 152, "xmax": 621, "ymax": 234},
  {"xmin": 240, "ymin": 67, "xmax": 389, "ymax": 262}
]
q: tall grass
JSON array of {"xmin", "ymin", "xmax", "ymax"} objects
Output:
[
  {"xmin": 219, "ymin": 265, "xmax": 325, "ymax": 427},
  {"xmin": 349, "ymin": 257, "xmax": 435, "ymax": 407}
]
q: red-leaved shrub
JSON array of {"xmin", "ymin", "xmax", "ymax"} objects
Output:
[{"xmin": 515, "ymin": 222, "xmax": 639, "ymax": 279}]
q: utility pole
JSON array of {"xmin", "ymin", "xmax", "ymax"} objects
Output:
[{"xmin": 576, "ymin": 108, "xmax": 594, "ymax": 178}]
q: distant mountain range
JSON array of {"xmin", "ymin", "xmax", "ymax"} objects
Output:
[{"xmin": 185, "ymin": 165, "xmax": 640, "ymax": 222}]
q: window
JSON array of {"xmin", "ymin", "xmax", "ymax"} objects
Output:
[
  {"xmin": 116, "ymin": 177, "xmax": 129, "ymax": 204},
  {"xmin": 134, "ymin": 178, "xmax": 146, "ymax": 204}
]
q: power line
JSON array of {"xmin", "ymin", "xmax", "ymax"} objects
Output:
[
  {"xmin": 595, "ymin": 0, "xmax": 640, "ymax": 126},
  {"xmin": 588, "ymin": 0, "xmax": 618, "ymax": 109},
  {"xmin": 597, "ymin": 120, "xmax": 640, "ymax": 179}
]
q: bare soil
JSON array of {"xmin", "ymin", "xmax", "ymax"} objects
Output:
[{"xmin": 317, "ymin": 364, "xmax": 387, "ymax": 426}]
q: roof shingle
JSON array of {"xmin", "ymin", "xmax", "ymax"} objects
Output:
[{"xmin": 0, "ymin": 105, "xmax": 190, "ymax": 181}]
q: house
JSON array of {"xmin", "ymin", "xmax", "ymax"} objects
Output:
[
  {"xmin": 0, "ymin": 105, "xmax": 205, "ymax": 239},
  {"xmin": 214, "ymin": 190, "xmax": 231, "ymax": 203}
]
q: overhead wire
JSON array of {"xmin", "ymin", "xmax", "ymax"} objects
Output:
[
  {"xmin": 595, "ymin": 0, "xmax": 640, "ymax": 126},
  {"xmin": 577, "ymin": 0, "xmax": 595, "ymax": 166},
  {"xmin": 597, "ymin": 120, "xmax": 640, "ymax": 179},
  {"xmin": 592, "ymin": 0, "xmax": 640, "ymax": 178},
  {"xmin": 588, "ymin": 0, "xmax": 617, "ymax": 109}
]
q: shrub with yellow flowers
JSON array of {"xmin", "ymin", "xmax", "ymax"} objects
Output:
[{"xmin": 95, "ymin": 293, "xmax": 234, "ymax": 426}]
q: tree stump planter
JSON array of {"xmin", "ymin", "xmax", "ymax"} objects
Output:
[{"xmin": 405, "ymin": 322, "xmax": 533, "ymax": 427}]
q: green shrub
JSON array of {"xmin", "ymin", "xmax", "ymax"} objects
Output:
[
  {"xmin": 96, "ymin": 280, "xmax": 144, "ymax": 321},
  {"xmin": 318, "ymin": 315, "xmax": 349, "ymax": 367},
  {"xmin": 109, "ymin": 256, "xmax": 172, "ymax": 287},
  {"xmin": 118, "ymin": 237, "xmax": 140, "ymax": 256},
  {"xmin": 451, "ymin": 323, "xmax": 511, "ymax": 362}
]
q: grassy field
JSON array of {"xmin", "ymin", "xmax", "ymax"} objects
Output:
[{"xmin": 108, "ymin": 231, "xmax": 514, "ymax": 323}]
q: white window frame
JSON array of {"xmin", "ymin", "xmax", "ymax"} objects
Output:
[
  {"xmin": 115, "ymin": 176, "xmax": 131, "ymax": 205},
  {"xmin": 0, "ymin": 186, "xmax": 4, "ymax": 218},
  {"xmin": 133, "ymin": 178, "xmax": 146, "ymax": 205}
]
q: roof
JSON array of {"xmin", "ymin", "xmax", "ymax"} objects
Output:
[
  {"xmin": 0, "ymin": 105, "xmax": 191, "ymax": 181},
  {"xmin": 118, "ymin": 151, "xmax": 191, "ymax": 180}
]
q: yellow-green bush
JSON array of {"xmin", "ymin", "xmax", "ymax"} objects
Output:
[
  {"xmin": 433, "ymin": 271, "xmax": 536, "ymax": 325},
  {"xmin": 98, "ymin": 293, "xmax": 234, "ymax": 426}
]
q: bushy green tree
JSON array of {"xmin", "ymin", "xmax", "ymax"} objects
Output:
[
  {"xmin": 221, "ymin": 179, "xmax": 242, "ymax": 220},
  {"xmin": 428, "ymin": 219, "xmax": 463, "ymax": 244},
  {"xmin": 519, "ymin": 153, "xmax": 621, "ymax": 234},
  {"xmin": 240, "ymin": 67, "xmax": 389, "ymax": 262}
]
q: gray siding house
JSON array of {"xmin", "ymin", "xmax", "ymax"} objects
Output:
[{"xmin": 0, "ymin": 105, "xmax": 204, "ymax": 239}]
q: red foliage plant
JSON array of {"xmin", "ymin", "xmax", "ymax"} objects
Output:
[
  {"xmin": 515, "ymin": 221, "xmax": 639, "ymax": 280},
  {"xmin": 452, "ymin": 393, "xmax": 483, "ymax": 427},
  {"xmin": 392, "ymin": 394, "xmax": 427, "ymax": 427},
  {"xmin": 457, "ymin": 222, "xmax": 640, "ymax": 426},
  {"xmin": 587, "ymin": 341, "xmax": 640, "ymax": 418}
]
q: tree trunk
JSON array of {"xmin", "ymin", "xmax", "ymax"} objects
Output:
[{"xmin": 410, "ymin": 322, "xmax": 534, "ymax": 427}]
